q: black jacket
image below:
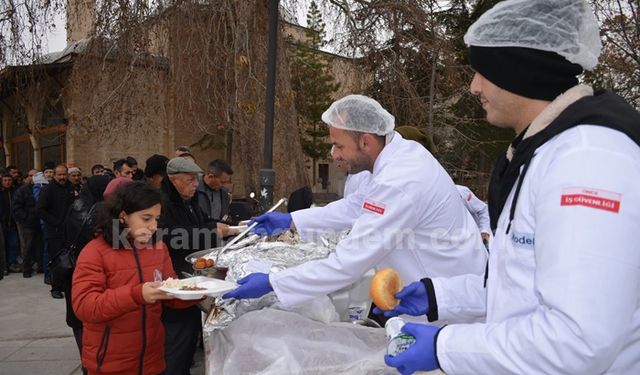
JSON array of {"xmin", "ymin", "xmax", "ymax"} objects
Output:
[
  {"xmin": 11, "ymin": 184, "xmax": 38, "ymax": 228},
  {"xmin": 159, "ymin": 177, "xmax": 218, "ymax": 276},
  {"xmin": 0, "ymin": 186, "xmax": 15, "ymax": 229},
  {"xmin": 37, "ymin": 181, "xmax": 75, "ymax": 239},
  {"xmin": 65, "ymin": 175, "xmax": 110, "ymax": 251}
]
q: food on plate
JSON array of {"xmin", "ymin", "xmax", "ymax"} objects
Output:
[
  {"xmin": 180, "ymin": 284, "xmax": 206, "ymax": 291},
  {"xmin": 162, "ymin": 277, "xmax": 205, "ymax": 291},
  {"xmin": 162, "ymin": 277, "xmax": 183, "ymax": 288},
  {"xmin": 194, "ymin": 258, "xmax": 207, "ymax": 269},
  {"xmin": 370, "ymin": 268, "xmax": 402, "ymax": 311},
  {"xmin": 205, "ymin": 258, "xmax": 214, "ymax": 268}
]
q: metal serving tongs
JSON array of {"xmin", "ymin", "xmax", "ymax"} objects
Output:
[{"xmin": 213, "ymin": 197, "xmax": 288, "ymax": 264}]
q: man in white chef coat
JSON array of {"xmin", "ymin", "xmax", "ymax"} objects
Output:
[
  {"xmin": 223, "ymin": 95, "xmax": 487, "ymax": 309},
  {"xmin": 456, "ymin": 185, "xmax": 491, "ymax": 242},
  {"xmin": 380, "ymin": 1, "xmax": 640, "ymax": 374}
]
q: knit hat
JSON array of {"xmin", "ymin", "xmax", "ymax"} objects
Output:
[
  {"xmin": 43, "ymin": 162, "xmax": 55, "ymax": 171},
  {"xmin": 68, "ymin": 167, "xmax": 81, "ymax": 174},
  {"xmin": 144, "ymin": 154, "xmax": 170, "ymax": 177},
  {"xmin": 468, "ymin": 46, "xmax": 583, "ymax": 101},
  {"xmin": 103, "ymin": 177, "xmax": 133, "ymax": 200}
]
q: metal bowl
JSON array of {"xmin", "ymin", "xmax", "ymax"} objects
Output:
[
  {"xmin": 193, "ymin": 265, "xmax": 229, "ymax": 280},
  {"xmin": 185, "ymin": 247, "xmax": 222, "ymax": 264}
]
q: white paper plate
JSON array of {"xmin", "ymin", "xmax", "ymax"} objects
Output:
[
  {"xmin": 228, "ymin": 225, "xmax": 248, "ymax": 231},
  {"xmin": 159, "ymin": 276, "xmax": 237, "ymax": 300}
]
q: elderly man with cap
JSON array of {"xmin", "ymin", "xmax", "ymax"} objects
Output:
[
  {"xmin": 223, "ymin": 94, "xmax": 487, "ymax": 316},
  {"xmin": 379, "ymin": 1, "xmax": 640, "ymax": 374},
  {"xmin": 159, "ymin": 157, "xmax": 233, "ymax": 374}
]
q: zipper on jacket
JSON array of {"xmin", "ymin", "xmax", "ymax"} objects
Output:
[
  {"xmin": 132, "ymin": 247, "xmax": 147, "ymax": 375},
  {"xmin": 96, "ymin": 325, "xmax": 111, "ymax": 371}
]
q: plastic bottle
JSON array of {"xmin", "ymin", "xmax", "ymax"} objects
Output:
[
  {"xmin": 346, "ymin": 269, "xmax": 374, "ymax": 321},
  {"xmin": 385, "ymin": 317, "xmax": 416, "ymax": 356}
]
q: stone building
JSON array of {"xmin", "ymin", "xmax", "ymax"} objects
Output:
[{"xmin": 0, "ymin": 1, "xmax": 368, "ymax": 200}]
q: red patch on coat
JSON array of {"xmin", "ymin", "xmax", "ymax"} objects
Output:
[
  {"xmin": 363, "ymin": 200, "xmax": 385, "ymax": 215},
  {"xmin": 560, "ymin": 187, "xmax": 621, "ymax": 213}
]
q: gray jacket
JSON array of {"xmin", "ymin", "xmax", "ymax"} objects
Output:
[{"xmin": 196, "ymin": 177, "xmax": 230, "ymax": 222}]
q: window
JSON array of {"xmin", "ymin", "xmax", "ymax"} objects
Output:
[{"xmin": 319, "ymin": 163, "xmax": 329, "ymax": 189}]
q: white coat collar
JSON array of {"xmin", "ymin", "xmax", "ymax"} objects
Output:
[
  {"xmin": 372, "ymin": 131, "xmax": 401, "ymax": 176},
  {"xmin": 506, "ymin": 84, "xmax": 593, "ymax": 161}
]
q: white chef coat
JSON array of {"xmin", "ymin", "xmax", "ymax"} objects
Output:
[
  {"xmin": 343, "ymin": 171, "xmax": 371, "ymax": 198},
  {"xmin": 432, "ymin": 125, "xmax": 640, "ymax": 374},
  {"xmin": 456, "ymin": 185, "xmax": 491, "ymax": 235},
  {"xmin": 271, "ymin": 132, "xmax": 487, "ymax": 307},
  {"xmin": 292, "ymin": 171, "xmax": 371, "ymax": 241}
]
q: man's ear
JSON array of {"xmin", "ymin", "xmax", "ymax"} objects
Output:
[{"xmin": 360, "ymin": 133, "xmax": 374, "ymax": 150}]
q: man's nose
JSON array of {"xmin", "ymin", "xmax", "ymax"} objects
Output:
[{"xmin": 469, "ymin": 72, "xmax": 481, "ymax": 96}]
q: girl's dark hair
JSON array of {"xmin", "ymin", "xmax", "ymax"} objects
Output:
[{"xmin": 96, "ymin": 181, "xmax": 163, "ymax": 248}]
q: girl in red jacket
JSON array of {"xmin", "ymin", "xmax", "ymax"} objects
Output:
[{"xmin": 72, "ymin": 181, "xmax": 198, "ymax": 375}]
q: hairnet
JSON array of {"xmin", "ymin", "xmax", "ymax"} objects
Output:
[
  {"xmin": 464, "ymin": 0, "xmax": 601, "ymax": 70},
  {"xmin": 321, "ymin": 95, "xmax": 395, "ymax": 136}
]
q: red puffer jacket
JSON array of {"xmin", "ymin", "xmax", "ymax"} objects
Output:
[{"xmin": 72, "ymin": 237, "xmax": 197, "ymax": 374}]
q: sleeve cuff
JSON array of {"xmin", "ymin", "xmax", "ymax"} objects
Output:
[
  {"xmin": 131, "ymin": 283, "xmax": 146, "ymax": 305},
  {"xmin": 421, "ymin": 278, "xmax": 439, "ymax": 322},
  {"xmin": 434, "ymin": 325, "xmax": 446, "ymax": 371}
]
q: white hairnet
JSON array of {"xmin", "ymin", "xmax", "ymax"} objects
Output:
[
  {"xmin": 321, "ymin": 95, "xmax": 395, "ymax": 136},
  {"xmin": 464, "ymin": 0, "xmax": 601, "ymax": 70}
]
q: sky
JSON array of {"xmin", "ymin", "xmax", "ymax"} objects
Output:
[{"xmin": 46, "ymin": 11, "xmax": 67, "ymax": 53}]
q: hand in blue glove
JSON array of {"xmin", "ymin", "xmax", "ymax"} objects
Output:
[
  {"xmin": 373, "ymin": 281, "xmax": 428, "ymax": 317},
  {"xmin": 384, "ymin": 323, "xmax": 439, "ymax": 375},
  {"xmin": 222, "ymin": 273, "xmax": 273, "ymax": 299},
  {"xmin": 250, "ymin": 212, "xmax": 292, "ymax": 236}
]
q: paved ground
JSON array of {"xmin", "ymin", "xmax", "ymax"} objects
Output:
[{"xmin": 0, "ymin": 273, "xmax": 205, "ymax": 375}]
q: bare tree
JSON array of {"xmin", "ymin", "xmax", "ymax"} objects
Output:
[
  {"xmin": 298, "ymin": 0, "xmax": 511, "ymax": 196},
  {"xmin": 588, "ymin": 0, "xmax": 640, "ymax": 109},
  {"xmin": 1, "ymin": 0, "xmax": 309, "ymax": 199}
]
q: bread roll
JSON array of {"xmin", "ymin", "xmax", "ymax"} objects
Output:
[{"xmin": 370, "ymin": 268, "xmax": 402, "ymax": 311}]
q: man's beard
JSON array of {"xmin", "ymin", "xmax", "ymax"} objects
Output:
[{"xmin": 347, "ymin": 150, "xmax": 372, "ymax": 174}]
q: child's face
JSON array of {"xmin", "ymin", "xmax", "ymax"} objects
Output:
[{"xmin": 122, "ymin": 203, "xmax": 162, "ymax": 246}]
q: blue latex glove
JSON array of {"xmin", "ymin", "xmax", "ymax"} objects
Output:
[
  {"xmin": 250, "ymin": 212, "xmax": 292, "ymax": 236},
  {"xmin": 384, "ymin": 323, "xmax": 439, "ymax": 375},
  {"xmin": 222, "ymin": 273, "xmax": 273, "ymax": 299},
  {"xmin": 373, "ymin": 281, "xmax": 428, "ymax": 317}
]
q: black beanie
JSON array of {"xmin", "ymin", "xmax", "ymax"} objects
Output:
[
  {"xmin": 469, "ymin": 46, "xmax": 583, "ymax": 101},
  {"xmin": 43, "ymin": 161, "xmax": 56, "ymax": 171}
]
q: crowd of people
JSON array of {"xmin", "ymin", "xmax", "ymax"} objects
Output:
[{"xmin": 0, "ymin": 148, "xmax": 238, "ymax": 374}]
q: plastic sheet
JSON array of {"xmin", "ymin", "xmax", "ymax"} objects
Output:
[{"xmin": 205, "ymin": 308, "xmax": 390, "ymax": 374}]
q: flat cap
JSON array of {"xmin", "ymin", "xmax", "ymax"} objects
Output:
[{"xmin": 166, "ymin": 157, "xmax": 203, "ymax": 175}]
